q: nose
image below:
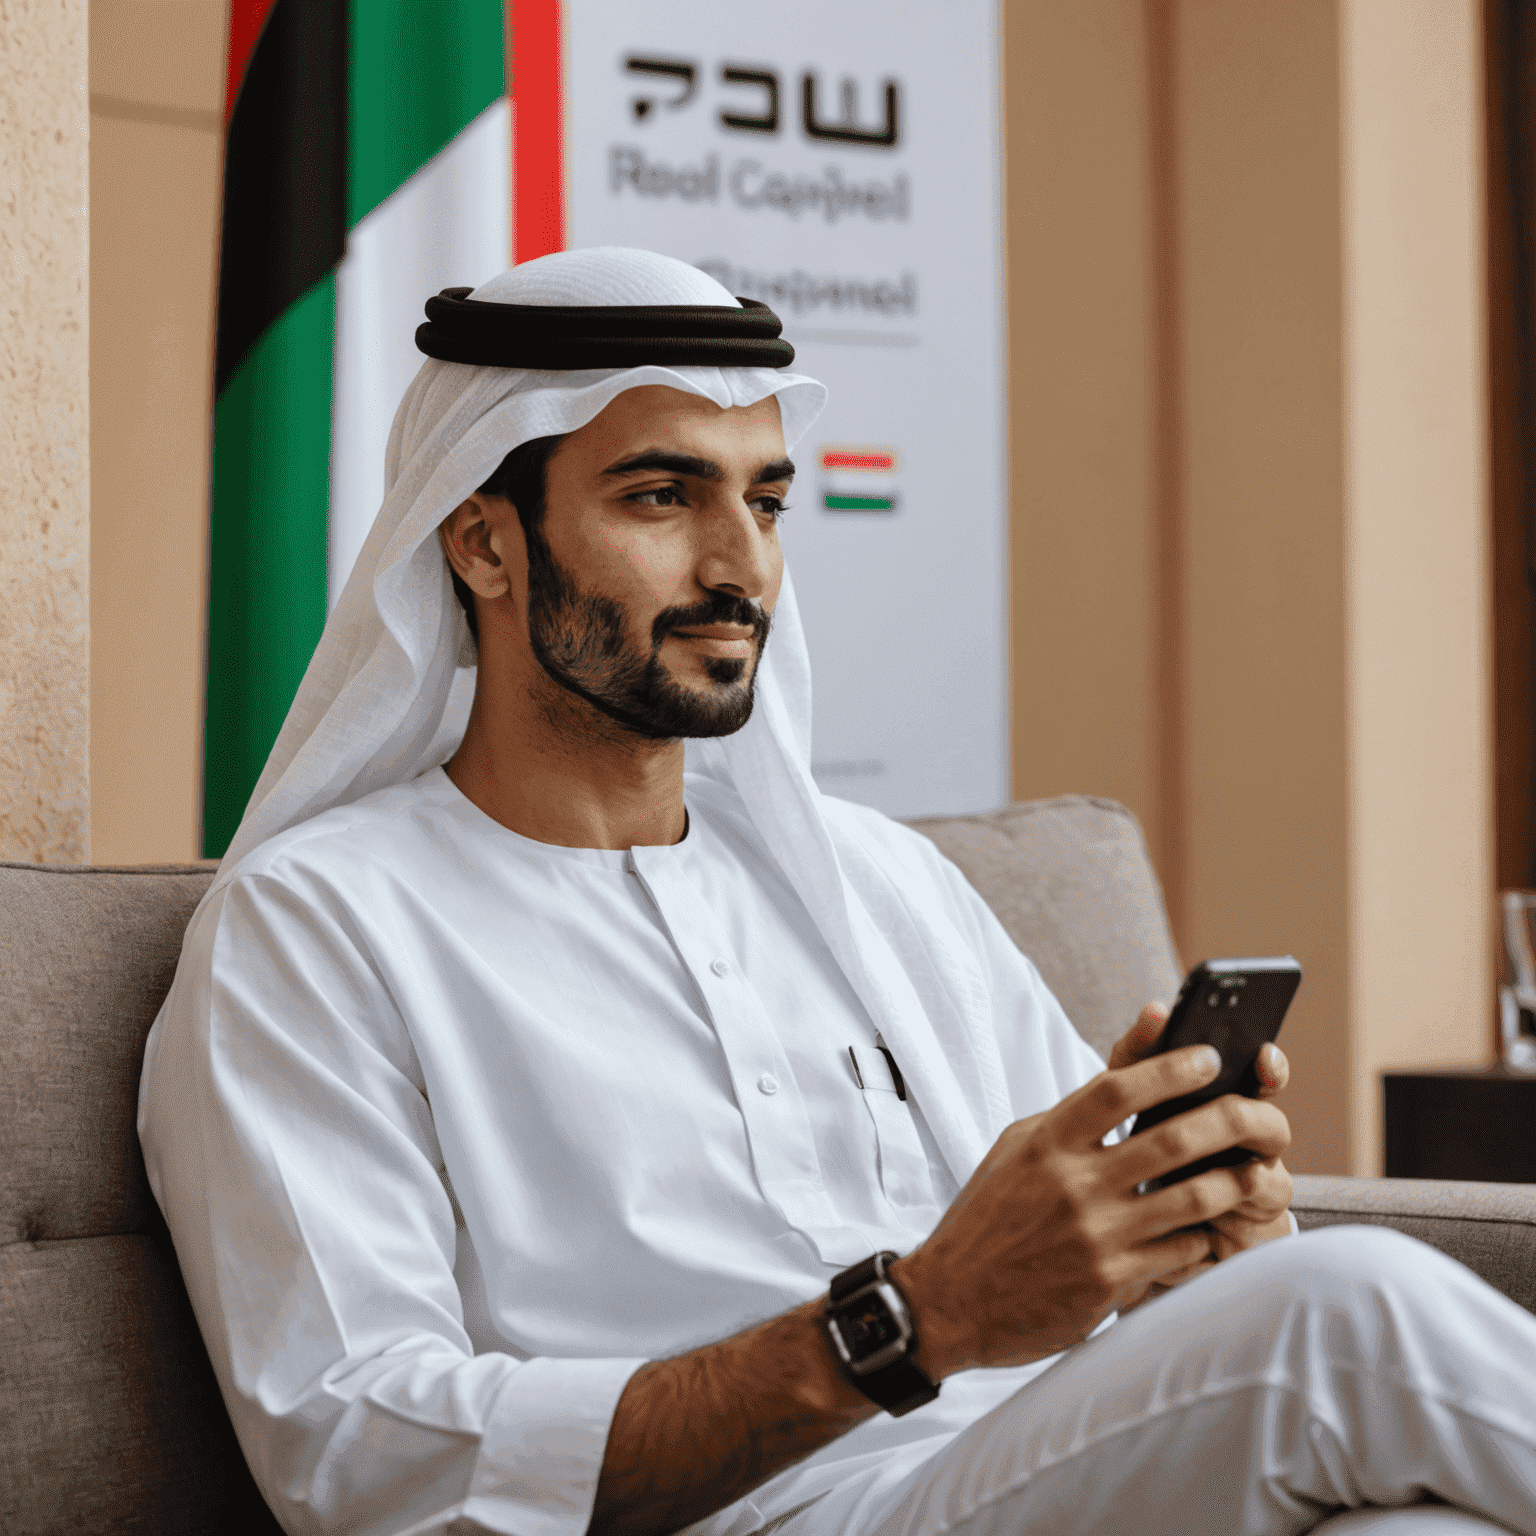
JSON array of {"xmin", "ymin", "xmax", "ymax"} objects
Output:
[{"xmin": 695, "ymin": 498, "xmax": 779, "ymax": 601}]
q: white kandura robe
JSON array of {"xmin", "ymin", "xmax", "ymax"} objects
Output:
[{"xmin": 138, "ymin": 768, "xmax": 1106, "ymax": 1536}]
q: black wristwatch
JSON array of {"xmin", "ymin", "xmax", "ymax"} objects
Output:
[{"xmin": 822, "ymin": 1251, "xmax": 940, "ymax": 1417}]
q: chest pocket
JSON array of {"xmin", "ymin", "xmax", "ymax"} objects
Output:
[{"xmin": 848, "ymin": 1042, "xmax": 939, "ymax": 1215}]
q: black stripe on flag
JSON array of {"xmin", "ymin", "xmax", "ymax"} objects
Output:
[{"xmin": 215, "ymin": 0, "xmax": 347, "ymax": 398}]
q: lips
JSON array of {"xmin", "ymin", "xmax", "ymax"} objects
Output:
[
  {"xmin": 668, "ymin": 629, "xmax": 757, "ymax": 664},
  {"xmin": 669, "ymin": 626, "xmax": 757, "ymax": 643},
  {"xmin": 651, "ymin": 593, "xmax": 771, "ymax": 652}
]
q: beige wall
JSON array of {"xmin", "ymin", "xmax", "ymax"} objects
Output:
[
  {"xmin": 1005, "ymin": 3, "xmax": 1159, "ymax": 855},
  {"xmin": 1006, "ymin": 0, "xmax": 1492, "ymax": 1174},
  {"xmin": 88, "ymin": 0, "xmax": 226, "ymax": 863},
  {"xmin": 1341, "ymin": 0, "xmax": 1492, "ymax": 1176},
  {"xmin": 0, "ymin": 0, "xmax": 91, "ymax": 863}
]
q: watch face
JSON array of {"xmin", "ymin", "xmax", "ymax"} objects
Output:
[
  {"xmin": 839, "ymin": 1294, "xmax": 902, "ymax": 1358},
  {"xmin": 841, "ymin": 1296, "xmax": 897, "ymax": 1357}
]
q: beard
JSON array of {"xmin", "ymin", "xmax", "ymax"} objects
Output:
[{"xmin": 522, "ymin": 523, "xmax": 773, "ymax": 741}]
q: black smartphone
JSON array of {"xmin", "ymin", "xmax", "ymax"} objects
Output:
[{"xmin": 1128, "ymin": 956, "xmax": 1302, "ymax": 1186}]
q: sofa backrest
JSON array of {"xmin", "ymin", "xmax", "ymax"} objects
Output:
[
  {"xmin": 0, "ymin": 797, "xmax": 1179, "ymax": 1533},
  {"xmin": 0, "ymin": 862, "xmax": 281, "ymax": 1536}
]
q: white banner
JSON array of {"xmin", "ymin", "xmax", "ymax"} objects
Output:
[{"xmin": 565, "ymin": 0, "xmax": 1008, "ymax": 819}]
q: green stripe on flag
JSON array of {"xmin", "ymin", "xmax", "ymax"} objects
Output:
[
  {"xmin": 203, "ymin": 276, "xmax": 335, "ymax": 856},
  {"xmin": 824, "ymin": 494, "xmax": 897, "ymax": 511},
  {"xmin": 349, "ymin": 0, "xmax": 505, "ymax": 229}
]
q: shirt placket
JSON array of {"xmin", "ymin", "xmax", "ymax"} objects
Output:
[{"xmin": 627, "ymin": 846, "xmax": 867, "ymax": 1263}]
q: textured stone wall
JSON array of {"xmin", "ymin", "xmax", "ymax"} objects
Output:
[{"xmin": 0, "ymin": 0, "xmax": 90, "ymax": 862}]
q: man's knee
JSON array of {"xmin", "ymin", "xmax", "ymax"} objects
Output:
[
  {"xmin": 1243, "ymin": 1222, "xmax": 1462, "ymax": 1310},
  {"xmin": 1134, "ymin": 1224, "xmax": 1476, "ymax": 1383}
]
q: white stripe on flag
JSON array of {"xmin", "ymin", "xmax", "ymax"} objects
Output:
[
  {"xmin": 329, "ymin": 99, "xmax": 511, "ymax": 609},
  {"xmin": 822, "ymin": 470, "xmax": 897, "ymax": 497}
]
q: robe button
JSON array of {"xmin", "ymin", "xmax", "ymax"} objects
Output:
[
  {"xmin": 757, "ymin": 1074, "xmax": 779, "ymax": 1096},
  {"xmin": 710, "ymin": 957, "xmax": 730, "ymax": 977}
]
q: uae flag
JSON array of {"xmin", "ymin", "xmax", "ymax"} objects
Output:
[{"xmin": 206, "ymin": 0, "xmax": 511, "ymax": 856}]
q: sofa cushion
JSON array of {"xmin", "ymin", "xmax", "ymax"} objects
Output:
[
  {"xmin": 906, "ymin": 795, "xmax": 1182, "ymax": 1062},
  {"xmin": 0, "ymin": 1234, "xmax": 273, "ymax": 1534},
  {"xmin": 0, "ymin": 862, "xmax": 282, "ymax": 1535},
  {"xmin": 0, "ymin": 863, "xmax": 214, "ymax": 1248}
]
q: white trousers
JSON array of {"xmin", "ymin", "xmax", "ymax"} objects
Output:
[{"xmin": 774, "ymin": 1227, "xmax": 1536, "ymax": 1536}]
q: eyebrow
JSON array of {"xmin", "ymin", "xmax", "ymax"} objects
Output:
[
  {"xmin": 756, "ymin": 456, "xmax": 796, "ymax": 484},
  {"xmin": 599, "ymin": 451, "xmax": 796, "ymax": 484}
]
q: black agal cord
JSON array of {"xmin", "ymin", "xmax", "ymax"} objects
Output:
[{"xmin": 415, "ymin": 288, "xmax": 796, "ymax": 370}]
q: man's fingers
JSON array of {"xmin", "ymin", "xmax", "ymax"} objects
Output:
[
  {"xmin": 1127, "ymin": 1163, "xmax": 1254, "ymax": 1238},
  {"xmin": 1254, "ymin": 1042, "xmax": 1290, "ymax": 1096},
  {"xmin": 1128, "ymin": 1224, "xmax": 1215, "ymax": 1285},
  {"xmin": 1111, "ymin": 1096, "xmax": 1292, "ymax": 1191},
  {"xmin": 1054, "ymin": 1046, "xmax": 1222, "ymax": 1145},
  {"xmin": 1098, "ymin": 1226, "xmax": 1216, "ymax": 1312},
  {"xmin": 1106, "ymin": 1002, "xmax": 1170, "ymax": 1071},
  {"xmin": 1222, "ymin": 1154, "xmax": 1294, "ymax": 1219}
]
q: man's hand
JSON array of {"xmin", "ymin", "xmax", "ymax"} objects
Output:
[
  {"xmin": 893, "ymin": 1016, "xmax": 1293, "ymax": 1377},
  {"xmin": 1110, "ymin": 1002, "xmax": 1295, "ymax": 1271}
]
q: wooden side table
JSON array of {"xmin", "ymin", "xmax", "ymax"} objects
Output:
[{"xmin": 1382, "ymin": 1066, "xmax": 1536, "ymax": 1181}]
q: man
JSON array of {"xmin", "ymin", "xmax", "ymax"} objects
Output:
[{"xmin": 140, "ymin": 248, "xmax": 1536, "ymax": 1536}]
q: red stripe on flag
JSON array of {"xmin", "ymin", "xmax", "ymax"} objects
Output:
[
  {"xmin": 511, "ymin": 0, "xmax": 565, "ymax": 263},
  {"xmin": 821, "ymin": 452, "xmax": 895, "ymax": 470},
  {"xmin": 225, "ymin": 0, "xmax": 277, "ymax": 122}
]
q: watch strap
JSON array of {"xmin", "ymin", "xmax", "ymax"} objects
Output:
[
  {"xmin": 829, "ymin": 1250, "xmax": 890, "ymax": 1303},
  {"xmin": 839, "ymin": 1348, "xmax": 941, "ymax": 1417}
]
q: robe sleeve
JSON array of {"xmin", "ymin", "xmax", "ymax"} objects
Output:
[{"xmin": 138, "ymin": 870, "xmax": 643, "ymax": 1536}]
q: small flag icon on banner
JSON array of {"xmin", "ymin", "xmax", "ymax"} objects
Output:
[{"xmin": 819, "ymin": 446, "xmax": 900, "ymax": 512}]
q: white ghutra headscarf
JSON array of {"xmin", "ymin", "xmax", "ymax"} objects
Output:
[{"xmin": 209, "ymin": 246, "xmax": 1013, "ymax": 1187}]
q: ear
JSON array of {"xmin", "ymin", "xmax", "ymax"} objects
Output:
[{"xmin": 439, "ymin": 493, "xmax": 515, "ymax": 599}]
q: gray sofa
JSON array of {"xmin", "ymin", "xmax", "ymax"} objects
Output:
[{"xmin": 2, "ymin": 794, "xmax": 1533, "ymax": 1534}]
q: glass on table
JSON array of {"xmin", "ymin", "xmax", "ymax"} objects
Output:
[{"xmin": 1498, "ymin": 890, "xmax": 1536, "ymax": 1071}]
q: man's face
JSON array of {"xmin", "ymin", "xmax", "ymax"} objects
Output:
[{"xmin": 523, "ymin": 387, "xmax": 793, "ymax": 740}]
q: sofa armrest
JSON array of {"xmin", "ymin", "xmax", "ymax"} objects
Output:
[{"xmin": 1292, "ymin": 1173, "xmax": 1536, "ymax": 1315}]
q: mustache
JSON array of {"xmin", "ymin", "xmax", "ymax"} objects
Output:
[{"xmin": 651, "ymin": 592, "xmax": 772, "ymax": 651}]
